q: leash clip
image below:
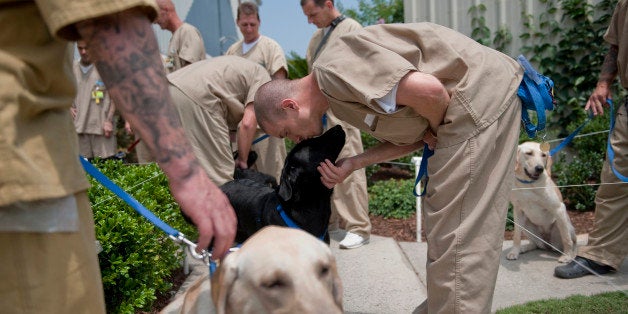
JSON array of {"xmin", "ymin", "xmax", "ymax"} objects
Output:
[{"xmin": 169, "ymin": 233, "xmax": 212, "ymax": 265}]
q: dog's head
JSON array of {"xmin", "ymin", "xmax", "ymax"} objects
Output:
[
  {"xmin": 277, "ymin": 125, "xmax": 345, "ymax": 202},
  {"xmin": 515, "ymin": 141, "xmax": 552, "ymax": 181},
  {"xmin": 211, "ymin": 226, "xmax": 343, "ymax": 314}
]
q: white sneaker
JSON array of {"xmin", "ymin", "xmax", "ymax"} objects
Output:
[{"xmin": 339, "ymin": 232, "xmax": 369, "ymax": 249}]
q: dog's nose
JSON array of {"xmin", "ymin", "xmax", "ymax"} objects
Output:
[{"xmin": 535, "ymin": 165, "xmax": 544, "ymax": 174}]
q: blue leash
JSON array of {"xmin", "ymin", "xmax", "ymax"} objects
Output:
[
  {"xmin": 606, "ymin": 99, "xmax": 628, "ymax": 182},
  {"xmin": 549, "ymin": 110, "xmax": 594, "ymax": 156},
  {"xmin": 413, "ymin": 143, "xmax": 434, "ymax": 197},
  {"xmin": 80, "ymin": 156, "xmax": 234, "ymax": 274},
  {"xmin": 276, "ymin": 205, "xmax": 327, "ymax": 241}
]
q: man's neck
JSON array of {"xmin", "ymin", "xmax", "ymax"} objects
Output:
[
  {"xmin": 303, "ymin": 73, "xmax": 329, "ymax": 114},
  {"xmin": 244, "ymin": 35, "xmax": 261, "ymax": 44},
  {"xmin": 170, "ymin": 19, "xmax": 183, "ymax": 33}
]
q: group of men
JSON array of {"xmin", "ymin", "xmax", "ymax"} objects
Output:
[
  {"xmin": 72, "ymin": 0, "xmax": 373, "ymax": 248},
  {"xmin": 1, "ymin": 0, "xmax": 625, "ymax": 313}
]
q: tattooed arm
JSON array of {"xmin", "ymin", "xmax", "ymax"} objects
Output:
[
  {"xmin": 76, "ymin": 8, "xmax": 236, "ymax": 259},
  {"xmin": 586, "ymin": 44, "xmax": 618, "ymax": 116}
]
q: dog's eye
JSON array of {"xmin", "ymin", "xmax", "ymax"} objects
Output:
[
  {"xmin": 318, "ymin": 263, "xmax": 330, "ymax": 278},
  {"xmin": 541, "ymin": 153, "xmax": 547, "ymax": 158},
  {"xmin": 525, "ymin": 152, "xmax": 533, "ymax": 156}
]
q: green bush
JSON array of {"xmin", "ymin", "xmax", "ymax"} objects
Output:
[
  {"xmin": 368, "ymin": 179, "xmax": 417, "ymax": 219},
  {"xmin": 86, "ymin": 160, "xmax": 197, "ymax": 313}
]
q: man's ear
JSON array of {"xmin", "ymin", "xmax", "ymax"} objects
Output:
[{"xmin": 280, "ymin": 98, "xmax": 299, "ymax": 111}]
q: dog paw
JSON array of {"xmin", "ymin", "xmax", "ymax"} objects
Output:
[{"xmin": 506, "ymin": 249, "xmax": 520, "ymax": 260}]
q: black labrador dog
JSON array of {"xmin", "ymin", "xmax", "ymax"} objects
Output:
[
  {"xmin": 220, "ymin": 125, "xmax": 346, "ymax": 244},
  {"xmin": 232, "ymin": 150, "xmax": 278, "ymax": 188}
]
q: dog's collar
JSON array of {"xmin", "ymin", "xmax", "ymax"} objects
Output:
[{"xmin": 276, "ymin": 205, "xmax": 326, "ymax": 241}]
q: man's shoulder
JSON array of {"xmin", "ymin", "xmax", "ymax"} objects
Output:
[
  {"xmin": 225, "ymin": 40, "xmax": 244, "ymax": 55},
  {"xmin": 176, "ymin": 23, "xmax": 203, "ymax": 38},
  {"xmin": 259, "ymin": 36, "xmax": 285, "ymax": 52},
  {"xmin": 341, "ymin": 17, "xmax": 362, "ymax": 30}
]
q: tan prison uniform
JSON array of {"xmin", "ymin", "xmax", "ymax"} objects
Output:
[
  {"xmin": 166, "ymin": 22, "xmax": 206, "ymax": 73},
  {"xmin": 578, "ymin": 0, "xmax": 628, "ymax": 270},
  {"xmin": 226, "ymin": 35, "xmax": 288, "ymax": 181},
  {"xmin": 307, "ymin": 16, "xmax": 371, "ymax": 238},
  {"xmin": 0, "ymin": 1, "xmax": 158, "ymax": 313},
  {"xmin": 167, "ymin": 56, "xmax": 271, "ymax": 185},
  {"xmin": 72, "ymin": 61, "xmax": 117, "ymax": 158},
  {"xmin": 313, "ymin": 22, "xmax": 523, "ymax": 313}
]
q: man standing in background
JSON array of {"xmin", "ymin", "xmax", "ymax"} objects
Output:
[
  {"xmin": 72, "ymin": 40, "xmax": 118, "ymax": 160},
  {"xmin": 155, "ymin": 0, "xmax": 206, "ymax": 73},
  {"xmin": 301, "ymin": 0, "xmax": 371, "ymax": 249},
  {"xmin": 554, "ymin": 0, "xmax": 627, "ymax": 280},
  {"xmin": 226, "ymin": 1, "xmax": 288, "ymax": 182}
]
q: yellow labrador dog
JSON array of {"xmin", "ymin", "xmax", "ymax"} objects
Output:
[
  {"xmin": 164, "ymin": 226, "xmax": 343, "ymax": 314},
  {"xmin": 507, "ymin": 142, "xmax": 577, "ymax": 263}
]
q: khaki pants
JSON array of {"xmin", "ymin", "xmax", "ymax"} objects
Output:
[
  {"xmin": 325, "ymin": 111, "xmax": 371, "ymax": 238},
  {"xmin": 420, "ymin": 96, "xmax": 520, "ymax": 314},
  {"xmin": 78, "ymin": 133, "xmax": 117, "ymax": 159},
  {"xmin": 0, "ymin": 192, "xmax": 106, "ymax": 313},
  {"xmin": 579, "ymin": 103, "xmax": 628, "ymax": 269},
  {"xmin": 134, "ymin": 137, "xmax": 155, "ymax": 164},
  {"xmin": 252, "ymin": 129, "xmax": 286, "ymax": 182},
  {"xmin": 170, "ymin": 85, "xmax": 233, "ymax": 186}
]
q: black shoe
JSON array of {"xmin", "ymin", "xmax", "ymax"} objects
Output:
[{"xmin": 554, "ymin": 256, "xmax": 615, "ymax": 279}]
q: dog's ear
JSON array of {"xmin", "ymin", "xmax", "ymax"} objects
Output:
[
  {"xmin": 211, "ymin": 253, "xmax": 239, "ymax": 314},
  {"xmin": 546, "ymin": 154, "xmax": 554, "ymax": 177}
]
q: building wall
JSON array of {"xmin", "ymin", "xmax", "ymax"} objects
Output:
[{"xmin": 403, "ymin": 0, "xmax": 605, "ymax": 58}]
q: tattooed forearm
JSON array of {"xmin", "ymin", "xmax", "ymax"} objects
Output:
[
  {"xmin": 598, "ymin": 45, "xmax": 619, "ymax": 86},
  {"xmin": 76, "ymin": 8, "xmax": 198, "ymax": 179}
]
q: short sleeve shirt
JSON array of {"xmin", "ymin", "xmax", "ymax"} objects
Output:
[
  {"xmin": 313, "ymin": 23, "xmax": 523, "ymax": 147},
  {"xmin": 604, "ymin": 0, "xmax": 628, "ymax": 88},
  {"xmin": 225, "ymin": 35, "xmax": 287, "ymax": 78},
  {"xmin": 167, "ymin": 22, "xmax": 206, "ymax": 72},
  {"xmin": 167, "ymin": 55, "xmax": 271, "ymax": 130},
  {"xmin": 0, "ymin": 0, "xmax": 157, "ymax": 206}
]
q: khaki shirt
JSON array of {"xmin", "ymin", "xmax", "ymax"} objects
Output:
[
  {"xmin": 167, "ymin": 55, "xmax": 271, "ymax": 130},
  {"xmin": 306, "ymin": 17, "xmax": 362, "ymax": 71},
  {"xmin": 605, "ymin": 0, "xmax": 628, "ymax": 88},
  {"xmin": 313, "ymin": 22, "xmax": 523, "ymax": 147},
  {"xmin": 226, "ymin": 35, "xmax": 287, "ymax": 77},
  {"xmin": 167, "ymin": 22, "xmax": 206, "ymax": 72},
  {"xmin": 0, "ymin": 0, "xmax": 157, "ymax": 206},
  {"xmin": 72, "ymin": 62, "xmax": 112, "ymax": 135}
]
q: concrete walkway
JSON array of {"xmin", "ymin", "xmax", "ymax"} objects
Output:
[
  {"xmin": 333, "ymin": 232, "xmax": 628, "ymax": 313},
  {"xmin": 165, "ymin": 233, "xmax": 627, "ymax": 313}
]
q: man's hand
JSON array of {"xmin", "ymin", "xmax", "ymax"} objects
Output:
[
  {"xmin": 586, "ymin": 84, "xmax": 612, "ymax": 116},
  {"xmin": 318, "ymin": 158, "xmax": 354, "ymax": 189},
  {"xmin": 422, "ymin": 128, "xmax": 437, "ymax": 150},
  {"xmin": 169, "ymin": 169, "xmax": 237, "ymax": 260},
  {"xmin": 103, "ymin": 121, "xmax": 113, "ymax": 137}
]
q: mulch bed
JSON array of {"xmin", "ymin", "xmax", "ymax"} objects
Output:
[{"xmin": 370, "ymin": 210, "xmax": 595, "ymax": 242}]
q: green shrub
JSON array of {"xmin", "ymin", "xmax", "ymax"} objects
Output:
[
  {"xmin": 368, "ymin": 179, "xmax": 417, "ymax": 219},
  {"xmin": 86, "ymin": 160, "xmax": 197, "ymax": 313}
]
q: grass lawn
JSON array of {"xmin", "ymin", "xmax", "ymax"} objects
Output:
[{"xmin": 497, "ymin": 291, "xmax": 627, "ymax": 313}]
